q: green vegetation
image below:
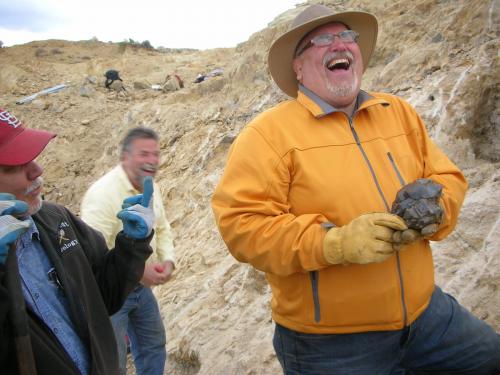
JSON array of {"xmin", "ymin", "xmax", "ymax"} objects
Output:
[{"xmin": 118, "ymin": 38, "xmax": 154, "ymax": 51}]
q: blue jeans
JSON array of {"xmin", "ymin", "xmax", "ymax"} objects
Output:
[
  {"xmin": 273, "ymin": 287, "xmax": 500, "ymax": 374},
  {"xmin": 111, "ymin": 285, "xmax": 166, "ymax": 375}
]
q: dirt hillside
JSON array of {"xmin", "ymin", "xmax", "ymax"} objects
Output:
[{"xmin": 0, "ymin": 0, "xmax": 498, "ymax": 374}]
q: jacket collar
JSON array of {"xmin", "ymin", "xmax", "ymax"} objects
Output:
[
  {"xmin": 297, "ymin": 84, "xmax": 389, "ymax": 118},
  {"xmin": 116, "ymin": 164, "xmax": 139, "ymax": 195},
  {"xmin": 24, "ymin": 217, "xmax": 40, "ymax": 241}
]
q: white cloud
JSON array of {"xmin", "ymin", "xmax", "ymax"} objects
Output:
[{"xmin": 0, "ymin": 0, "xmax": 300, "ymax": 49}]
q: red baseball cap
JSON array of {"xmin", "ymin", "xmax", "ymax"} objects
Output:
[{"xmin": 0, "ymin": 108, "xmax": 56, "ymax": 166}]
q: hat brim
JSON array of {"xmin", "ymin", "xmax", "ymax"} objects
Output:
[
  {"xmin": 0, "ymin": 128, "xmax": 56, "ymax": 166},
  {"xmin": 268, "ymin": 11, "xmax": 378, "ymax": 98}
]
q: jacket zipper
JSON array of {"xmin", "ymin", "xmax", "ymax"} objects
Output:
[
  {"xmin": 386, "ymin": 151, "xmax": 409, "ymax": 326},
  {"xmin": 387, "ymin": 152, "xmax": 406, "ymax": 186},
  {"xmin": 346, "ymin": 116, "xmax": 408, "ymax": 326},
  {"xmin": 347, "ymin": 117, "xmax": 390, "ymax": 211},
  {"xmin": 309, "ymin": 271, "xmax": 321, "ymax": 322}
]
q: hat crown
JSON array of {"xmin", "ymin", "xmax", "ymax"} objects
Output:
[
  {"xmin": 268, "ymin": 5, "xmax": 378, "ymax": 98},
  {"xmin": 291, "ymin": 4, "xmax": 334, "ymax": 29},
  {"xmin": 0, "ymin": 109, "xmax": 24, "ymax": 147},
  {"xmin": 0, "ymin": 108, "xmax": 56, "ymax": 166},
  {"xmin": 0, "ymin": 109, "xmax": 23, "ymax": 129}
]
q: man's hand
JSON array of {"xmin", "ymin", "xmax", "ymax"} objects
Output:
[
  {"xmin": 323, "ymin": 213, "xmax": 407, "ymax": 265},
  {"xmin": 117, "ymin": 177, "xmax": 155, "ymax": 239},
  {"xmin": 391, "ymin": 224, "xmax": 439, "ymax": 250},
  {"xmin": 0, "ymin": 193, "xmax": 29, "ymax": 217},
  {"xmin": 391, "ymin": 179, "xmax": 444, "ymax": 249},
  {"xmin": 140, "ymin": 261, "xmax": 174, "ymax": 286},
  {"xmin": 0, "ymin": 193, "xmax": 31, "ymax": 264}
]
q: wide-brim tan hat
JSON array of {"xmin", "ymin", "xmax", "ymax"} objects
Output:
[{"xmin": 268, "ymin": 4, "xmax": 378, "ymax": 98}]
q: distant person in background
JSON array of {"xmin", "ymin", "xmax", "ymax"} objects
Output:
[
  {"xmin": 211, "ymin": 5, "xmax": 500, "ymax": 374},
  {"xmin": 81, "ymin": 127, "xmax": 175, "ymax": 375},
  {"xmin": 0, "ymin": 108, "xmax": 154, "ymax": 374},
  {"xmin": 175, "ymin": 74, "xmax": 184, "ymax": 88},
  {"xmin": 163, "ymin": 74, "xmax": 183, "ymax": 92},
  {"xmin": 104, "ymin": 69, "xmax": 123, "ymax": 89}
]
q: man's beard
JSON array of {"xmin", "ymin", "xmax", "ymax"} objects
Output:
[
  {"xmin": 323, "ymin": 51, "xmax": 360, "ymax": 99},
  {"xmin": 325, "ymin": 76, "xmax": 359, "ymax": 98},
  {"xmin": 24, "ymin": 177, "xmax": 44, "ymax": 215}
]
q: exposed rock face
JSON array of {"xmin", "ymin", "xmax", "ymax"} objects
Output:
[{"xmin": 0, "ymin": 0, "xmax": 498, "ymax": 374}]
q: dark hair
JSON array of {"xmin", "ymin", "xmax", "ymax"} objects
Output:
[{"xmin": 120, "ymin": 127, "xmax": 159, "ymax": 155}]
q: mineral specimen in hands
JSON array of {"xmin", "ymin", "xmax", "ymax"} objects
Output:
[{"xmin": 391, "ymin": 178, "xmax": 443, "ymax": 231}]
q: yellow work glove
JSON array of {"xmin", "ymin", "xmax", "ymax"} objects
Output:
[{"xmin": 323, "ymin": 213, "xmax": 408, "ymax": 265}]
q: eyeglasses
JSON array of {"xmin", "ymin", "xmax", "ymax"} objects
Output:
[{"xmin": 295, "ymin": 30, "xmax": 359, "ymax": 57}]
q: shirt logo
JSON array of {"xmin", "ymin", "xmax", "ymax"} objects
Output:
[
  {"xmin": 0, "ymin": 110, "xmax": 22, "ymax": 128},
  {"xmin": 58, "ymin": 221, "xmax": 79, "ymax": 254},
  {"xmin": 58, "ymin": 229, "xmax": 70, "ymax": 244}
]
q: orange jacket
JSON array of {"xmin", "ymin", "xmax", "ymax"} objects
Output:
[{"xmin": 211, "ymin": 88, "xmax": 467, "ymax": 334}]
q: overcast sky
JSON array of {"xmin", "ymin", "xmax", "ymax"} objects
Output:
[{"xmin": 0, "ymin": 0, "xmax": 300, "ymax": 49}]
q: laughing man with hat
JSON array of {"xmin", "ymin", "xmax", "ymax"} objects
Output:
[
  {"xmin": 212, "ymin": 4, "xmax": 500, "ymax": 374},
  {"xmin": 0, "ymin": 108, "xmax": 155, "ymax": 374}
]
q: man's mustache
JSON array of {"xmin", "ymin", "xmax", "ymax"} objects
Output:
[
  {"xmin": 25, "ymin": 177, "xmax": 43, "ymax": 195},
  {"xmin": 323, "ymin": 51, "xmax": 355, "ymax": 66},
  {"xmin": 141, "ymin": 163, "xmax": 158, "ymax": 173}
]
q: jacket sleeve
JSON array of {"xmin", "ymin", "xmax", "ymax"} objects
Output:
[
  {"xmin": 152, "ymin": 186, "xmax": 175, "ymax": 264},
  {"xmin": 211, "ymin": 125, "xmax": 329, "ymax": 277},
  {"xmin": 416, "ymin": 117, "xmax": 468, "ymax": 240},
  {"xmin": 66, "ymin": 208, "xmax": 153, "ymax": 314},
  {"xmin": 0, "ymin": 263, "xmax": 14, "ymax": 371}
]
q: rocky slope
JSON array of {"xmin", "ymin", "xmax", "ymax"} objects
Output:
[{"xmin": 0, "ymin": 0, "xmax": 498, "ymax": 373}]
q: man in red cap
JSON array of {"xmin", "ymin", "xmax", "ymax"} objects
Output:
[
  {"xmin": 212, "ymin": 4, "xmax": 500, "ymax": 374},
  {"xmin": 0, "ymin": 108, "xmax": 155, "ymax": 374}
]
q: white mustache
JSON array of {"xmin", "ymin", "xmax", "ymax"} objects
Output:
[
  {"xmin": 323, "ymin": 51, "xmax": 354, "ymax": 66},
  {"xmin": 142, "ymin": 163, "xmax": 158, "ymax": 172},
  {"xmin": 25, "ymin": 177, "xmax": 43, "ymax": 195}
]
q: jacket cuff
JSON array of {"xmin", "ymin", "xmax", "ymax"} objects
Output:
[{"xmin": 115, "ymin": 230, "xmax": 154, "ymax": 256}]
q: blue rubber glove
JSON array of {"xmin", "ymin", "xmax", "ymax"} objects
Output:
[
  {"xmin": 0, "ymin": 193, "xmax": 31, "ymax": 264},
  {"xmin": 0, "ymin": 193, "xmax": 29, "ymax": 217},
  {"xmin": 117, "ymin": 176, "xmax": 155, "ymax": 239}
]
